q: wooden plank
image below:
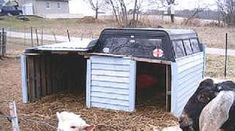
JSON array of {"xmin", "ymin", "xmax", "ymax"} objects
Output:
[
  {"xmin": 91, "ymin": 97, "xmax": 129, "ymax": 106},
  {"xmin": 166, "ymin": 65, "xmax": 169, "ymax": 112},
  {"xmin": 132, "ymin": 57, "xmax": 171, "ymax": 65},
  {"xmin": 27, "ymin": 56, "xmax": 36, "ymax": 101},
  {"xmin": 35, "ymin": 56, "xmax": 41, "ymax": 99},
  {"xmin": 9, "ymin": 101, "xmax": 20, "ymax": 131},
  {"xmin": 86, "ymin": 59, "xmax": 91, "ymax": 108},
  {"xmin": 91, "ymin": 69, "xmax": 130, "ymax": 77},
  {"xmin": 46, "ymin": 56, "xmax": 52, "ymax": 94},
  {"xmin": 40, "ymin": 56, "xmax": 47, "ymax": 96},
  {"xmin": 91, "ymin": 81, "xmax": 129, "ymax": 89},
  {"xmin": 170, "ymin": 62, "xmax": 178, "ymax": 116},
  {"xmin": 0, "ymin": 35, "xmax": 2, "ymax": 56},
  {"xmin": 91, "ymin": 91, "xmax": 129, "ymax": 100},
  {"xmin": 91, "ymin": 86, "xmax": 129, "ymax": 95},
  {"xmin": 21, "ymin": 55, "xmax": 28, "ymax": 103},
  {"xmin": 128, "ymin": 60, "xmax": 136, "ymax": 112},
  {"xmin": 91, "ymin": 75, "xmax": 129, "ymax": 83},
  {"xmin": 53, "ymin": 56, "xmax": 58, "ymax": 92},
  {"xmin": 92, "ymin": 63, "xmax": 130, "ymax": 71}
]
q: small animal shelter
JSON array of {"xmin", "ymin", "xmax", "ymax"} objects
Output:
[{"xmin": 21, "ymin": 28, "xmax": 205, "ymax": 117}]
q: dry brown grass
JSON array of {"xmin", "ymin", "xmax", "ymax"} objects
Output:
[
  {"xmin": 1, "ymin": 15, "xmax": 235, "ymax": 49},
  {"xmin": 206, "ymin": 54, "xmax": 235, "ymax": 81}
]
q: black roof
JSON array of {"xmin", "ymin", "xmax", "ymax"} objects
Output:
[{"xmin": 94, "ymin": 28, "xmax": 201, "ymax": 62}]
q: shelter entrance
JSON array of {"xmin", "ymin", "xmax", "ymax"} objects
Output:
[
  {"xmin": 23, "ymin": 53, "xmax": 87, "ymax": 102},
  {"xmin": 135, "ymin": 61, "xmax": 171, "ymax": 111}
]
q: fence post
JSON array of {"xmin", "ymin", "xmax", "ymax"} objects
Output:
[
  {"xmin": 41, "ymin": 28, "xmax": 44, "ymax": 45},
  {"xmin": 30, "ymin": 27, "xmax": 34, "ymax": 47},
  {"xmin": 67, "ymin": 29, "xmax": 70, "ymax": 42},
  {"xmin": 35, "ymin": 29, "xmax": 39, "ymax": 46},
  {"xmin": 224, "ymin": 33, "xmax": 228, "ymax": 78},
  {"xmin": 53, "ymin": 32, "xmax": 57, "ymax": 43},
  {"xmin": 0, "ymin": 28, "xmax": 2, "ymax": 57},
  {"xmin": 9, "ymin": 101, "xmax": 20, "ymax": 131}
]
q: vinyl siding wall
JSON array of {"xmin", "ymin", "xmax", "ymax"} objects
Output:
[
  {"xmin": 171, "ymin": 52, "xmax": 204, "ymax": 116},
  {"xmin": 86, "ymin": 56, "xmax": 136, "ymax": 112}
]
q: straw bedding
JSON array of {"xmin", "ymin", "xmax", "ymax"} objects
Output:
[{"xmin": 0, "ymin": 58, "xmax": 178, "ymax": 131}]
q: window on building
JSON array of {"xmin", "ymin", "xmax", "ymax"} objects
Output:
[
  {"xmin": 183, "ymin": 39, "xmax": 193, "ymax": 55},
  {"xmin": 173, "ymin": 40, "xmax": 186, "ymax": 58},
  {"xmin": 190, "ymin": 38, "xmax": 200, "ymax": 53},
  {"xmin": 46, "ymin": 2, "xmax": 50, "ymax": 9},
  {"xmin": 57, "ymin": 2, "xmax": 61, "ymax": 9}
]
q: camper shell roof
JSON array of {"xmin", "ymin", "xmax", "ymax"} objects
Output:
[{"xmin": 24, "ymin": 28, "xmax": 202, "ymax": 62}]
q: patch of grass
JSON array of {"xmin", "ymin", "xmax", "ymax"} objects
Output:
[{"xmin": 206, "ymin": 54, "xmax": 235, "ymax": 80}]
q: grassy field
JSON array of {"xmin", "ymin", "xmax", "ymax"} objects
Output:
[
  {"xmin": 0, "ymin": 15, "xmax": 235, "ymax": 49},
  {"xmin": 206, "ymin": 54, "xmax": 235, "ymax": 80}
]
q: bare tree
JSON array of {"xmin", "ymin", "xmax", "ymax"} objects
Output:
[
  {"xmin": 217, "ymin": 0, "xmax": 235, "ymax": 26},
  {"xmin": 148, "ymin": 0, "xmax": 175, "ymax": 23},
  {"xmin": 184, "ymin": 7, "xmax": 205, "ymax": 25},
  {"xmin": 84, "ymin": 0, "xmax": 105, "ymax": 19},
  {"xmin": 105, "ymin": 0, "xmax": 128, "ymax": 26},
  {"xmin": 130, "ymin": 0, "xmax": 144, "ymax": 27}
]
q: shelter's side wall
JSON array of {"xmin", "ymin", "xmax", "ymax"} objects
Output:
[
  {"xmin": 23, "ymin": 54, "xmax": 86, "ymax": 102},
  {"xmin": 87, "ymin": 56, "xmax": 136, "ymax": 112},
  {"xmin": 171, "ymin": 52, "xmax": 204, "ymax": 116}
]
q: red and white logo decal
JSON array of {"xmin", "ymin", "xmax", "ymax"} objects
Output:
[{"xmin": 153, "ymin": 48, "xmax": 164, "ymax": 57}]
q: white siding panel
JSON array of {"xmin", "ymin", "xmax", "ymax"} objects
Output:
[
  {"xmin": 91, "ymin": 81, "xmax": 129, "ymax": 89},
  {"xmin": 92, "ymin": 70, "xmax": 130, "ymax": 77},
  {"xmin": 92, "ymin": 63, "xmax": 130, "ymax": 71},
  {"xmin": 177, "ymin": 60, "xmax": 203, "ymax": 73},
  {"xmin": 21, "ymin": 55, "xmax": 28, "ymax": 103},
  {"xmin": 172, "ymin": 52, "xmax": 204, "ymax": 117},
  {"xmin": 91, "ymin": 102, "xmax": 130, "ymax": 111},
  {"xmin": 87, "ymin": 56, "xmax": 136, "ymax": 112},
  {"xmin": 91, "ymin": 56, "xmax": 132, "ymax": 65},
  {"xmin": 91, "ymin": 75, "xmax": 129, "ymax": 83},
  {"xmin": 177, "ymin": 53, "xmax": 203, "ymax": 67},
  {"xmin": 177, "ymin": 69, "xmax": 203, "ymax": 91},
  {"xmin": 91, "ymin": 86, "xmax": 129, "ymax": 95},
  {"xmin": 91, "ymin": 97, "xmax": 129, "ymax": 106},
  {"xmin": 91, "ymin": 91, "xmax": 129, "ymax": 100},
  {"xmin": 86, "ymin": 59, "xmax": 92, "ymax": 108}
]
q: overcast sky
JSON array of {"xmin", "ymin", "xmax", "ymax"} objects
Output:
[
  {"xmin": 69, "ymin": 0, "xmax": 217, "ymax": 15},
  {"xmin": 176, "ymin": 0, "xmax": 217, "ymax": 10}
]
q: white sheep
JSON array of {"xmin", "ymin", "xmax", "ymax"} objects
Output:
[
  {"xmin": 199, "ymin": 91, "xmax": 235, "ymax": 131},
  {"xmin": 56, "ymin": 111, "xmax": 95, "ymax": 131}
]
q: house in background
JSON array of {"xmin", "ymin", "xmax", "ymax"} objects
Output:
[{"xmin": 20, "ymin": 0, "xmax": 69, "ymax": 18}]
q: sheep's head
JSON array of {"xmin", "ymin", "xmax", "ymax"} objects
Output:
[{"xmin": 57, "ymin": 112, "xmax": 95, "ymax": 131}]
